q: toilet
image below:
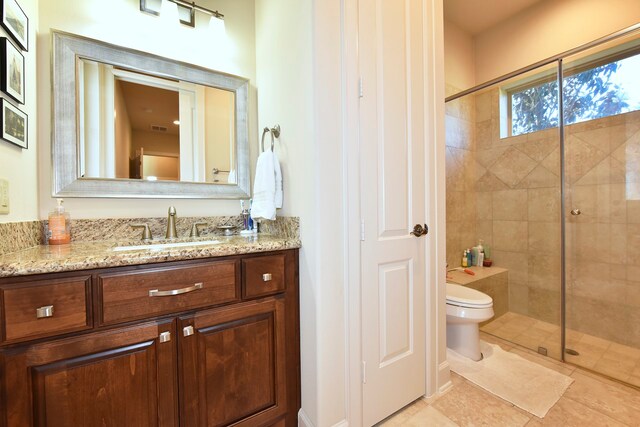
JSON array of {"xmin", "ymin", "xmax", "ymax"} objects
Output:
[{"xmin": 446, "ymin": 283, "xmax": 494, "ymax": 361}]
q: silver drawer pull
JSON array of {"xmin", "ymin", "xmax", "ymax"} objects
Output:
[
  {"xmin": 183, "ymin": 326, "xmax": 195, "ymax": 337},
  {"xmin": 149, "ymin": 282, "xmax": 203, "ymax": 297},
  {"xmin": 262, "ymin": 273, "xmax": 273, "ymax": 282},
  {"xmin": 36, "ymin": 305, "xmax": 54, "ymax": 319},
  {"xmin": 159, "ymin": 332, "xmax": 171, "ymax": 343}
]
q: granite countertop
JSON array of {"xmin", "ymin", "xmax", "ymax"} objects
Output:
[{"xmin": 0, "ymin": 234, "xmax": 301, "ymax": 278}]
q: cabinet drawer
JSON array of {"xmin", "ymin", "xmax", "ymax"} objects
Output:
[
  {"xmin": 98, "ymin": 260, "xmax": 240, "ymax": 325},
  {"xmin": 1, "ymin": 276, "xmax": 91, "ymax": 344},
  {"xmin": 242, "ymin": 254, "xmax": 286, "ymax": 299}
]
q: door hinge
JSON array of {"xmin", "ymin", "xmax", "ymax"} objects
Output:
[
  {"xmin": 358, "ymin": 77, "xmax": 364, "ymax": 98},
  {"xmin": 362, "ymin": 361, "xmax": 366, "ymax": 384},
  {"xmin": 360, "ymin": 220, "xmax": 365, "ymax": 241}
]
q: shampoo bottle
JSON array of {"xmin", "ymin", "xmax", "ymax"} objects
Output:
[
  {"xmin": 462, "ymin": 250, "xmax": 468, "ymax": 267},
  {"xmin": 48, "ymin": 198, "xmax": 71, "ymax": 245},
  {"xmin": 466, "ymin": 249, "xmax": 472, "ymax": 268}
]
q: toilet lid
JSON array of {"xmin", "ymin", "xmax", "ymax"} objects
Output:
[{"xmin": 446, "ymin": 283, "xmax": 493, "ymax": 308}]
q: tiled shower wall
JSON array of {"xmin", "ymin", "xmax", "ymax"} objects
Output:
[
  {"xmin": 473, "ymin": 88, "xmax": 562, "ymax": 326},
  {"xmin": 446, "ymin": 87, "xmax": 640, "ymax": 347},
  {"xmin": 565, "ymin": 111, "xmax": 640, "ymax": 347},
  {"xmin": 445, "ymin": 85, "xmax": 477, "ymax": 269}
]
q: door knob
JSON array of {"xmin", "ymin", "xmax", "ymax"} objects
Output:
[
  {"xmin": 570, "ymin": 209, "xmax": 581, "ymax": 216},
  {"xmin": 410, "ymin": 224, "xmax": 428, "ymax": 237}
]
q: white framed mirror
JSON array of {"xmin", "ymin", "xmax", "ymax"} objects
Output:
[{"xmin": 52, "ymin": 31, "xmax": 250, "ymax": 198}]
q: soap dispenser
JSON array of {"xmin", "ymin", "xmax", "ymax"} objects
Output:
[{"xmin": 48, "ymin": 198, "xmax": 71, "ymax": 245}]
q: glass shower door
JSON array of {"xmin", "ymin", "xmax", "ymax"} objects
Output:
[
  {"xmin": 563, "ymin": 30, "xmax": 640, "ymax": 386},
  {"xmin": 445, "ymin": 63, "xmax": 564, "ymax": 361}
]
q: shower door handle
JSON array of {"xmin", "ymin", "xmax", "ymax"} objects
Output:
[{"xmin": 410, "ymin": 224, "xmax": 428, "ymax": 237}]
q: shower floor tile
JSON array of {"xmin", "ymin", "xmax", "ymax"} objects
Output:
[{"xmin": 481, "ymin": 311, "xmax": 640, "ymax": 388}]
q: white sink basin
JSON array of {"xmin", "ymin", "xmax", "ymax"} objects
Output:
[{"xmin": 112, "ymin": 240, "xmax": 221, "ymax": 252}]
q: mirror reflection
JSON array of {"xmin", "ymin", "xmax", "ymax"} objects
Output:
[{"xmin": 78, "ymin": 58, "xmax": 237, "ymax": 184}]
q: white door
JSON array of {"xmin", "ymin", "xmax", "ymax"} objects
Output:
[{"xmin": 359, "ymin": 0, "xmax": 427, "ymax": 424}]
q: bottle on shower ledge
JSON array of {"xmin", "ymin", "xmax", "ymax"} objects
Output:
[{"xmin": 462, "ymin": 250, "xmax": 468, "ymax": 268}]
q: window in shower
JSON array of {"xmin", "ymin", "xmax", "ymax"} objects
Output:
[{"xmin": 507, "ymin": 49, "xmax": 640, "ymax": 136}]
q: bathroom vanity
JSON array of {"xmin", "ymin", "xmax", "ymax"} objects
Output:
[{"xmin": 0, "ymin": 239, "xmax": 300, "ymax": 426}]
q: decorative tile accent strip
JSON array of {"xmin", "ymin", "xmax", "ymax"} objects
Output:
[{"xmin": 0, "ymin": 221, "xmax": 42, "ymax": 256}]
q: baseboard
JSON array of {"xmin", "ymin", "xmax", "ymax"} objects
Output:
[
  {"xmin": 298, "ymin": 409, "xmax": 349, "ymax": 427},
  {"xmin": 298, "ymin": 409, "xmax": 314, "ymax": 427},
  {"xmin": 438, "ymin": 360, "xmax": 453, "ymax": 394}
]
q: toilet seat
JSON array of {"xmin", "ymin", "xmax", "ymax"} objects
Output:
[{"xmin": 446, "ymin": 283, "xmax": 493, "ymax": 308}]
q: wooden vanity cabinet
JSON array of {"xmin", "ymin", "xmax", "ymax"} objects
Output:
[
  {"xmin": 178, "ymin": 298, "xmax": 287, "ymax": 426},
  {"xmin": 0, "ymin": 249, "xmax": 299, "ymax": 427},
  {"xmin": 1, "ymin": 319, "xmax": 178, "ymax": 427}
]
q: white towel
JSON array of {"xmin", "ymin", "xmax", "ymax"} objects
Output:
[{"xmin": 251, "ymin": 149, "xmax": 283, "ymax": 221}]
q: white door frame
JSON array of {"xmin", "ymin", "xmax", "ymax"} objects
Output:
[{"xmin": 343, "ymin": 0, "xmax": 449, "ymax": 425}]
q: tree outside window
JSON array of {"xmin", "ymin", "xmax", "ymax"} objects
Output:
[{"xmin": 510, "ymin": 53, "xmax": 640, "ymax": 136}]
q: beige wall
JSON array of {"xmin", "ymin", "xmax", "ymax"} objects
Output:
[
  {"xmin": 37, "ymin": 0, "xmax": 258, "ymax": 219},
  {"xmin": 444, "ymin": 19, "xmax": 475, "ymax": 91},
  {"xmin": 445, "ymin": 0, "xmax": 640, "ymax": 90},
  {"xmin": 114, "ymin": 80, "xmax": 131, "ymax": 179},
  {"xmin": 474, "ymin": 0, "xmax": 640, "ymax": 84},
  {"xmin": 143, "ymin": 155, "xmax": 180, "ymax": 181},
  {"xmin": 131, "ymin": 130, "xmax": 180, "ymax": 157},
  {"xmin": 204, "ymin": 87, "xmax": 233, "ymax": 182},
  {"xmin": 0, "ymin": 0, "xmax": 38, "ymax": 222}
]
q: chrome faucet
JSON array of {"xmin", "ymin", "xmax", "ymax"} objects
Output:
[{"xmin": 166, "ymin": 206, "xmax": 178, "ymax": 239}]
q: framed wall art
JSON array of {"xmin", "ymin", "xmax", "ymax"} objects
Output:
[
  {"xmin": 1, "ymin": 37, "xmax": 24, "ymax": 104},
  {"xmin": 1, "ymin": 0, "xmax": 28, "ymax": 51},
  {"xmin": 1, "ymin": 97, "xmax": 27, "ymax": 148}
]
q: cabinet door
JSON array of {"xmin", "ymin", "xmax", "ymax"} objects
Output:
[
  {"xmin": 0, "ymin": 320, "xmax": 177, "ymax": 427},
  {"xmin": 179, "ymin": 298, "xmax": 287, "ymax": 427}
]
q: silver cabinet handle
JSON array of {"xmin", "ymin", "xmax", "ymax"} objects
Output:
[
  {"xmin": 36, "ymin": 305, "xmax": 54, "ymax": 319},
  {"xmin": 149, "ymin": 282, "xmax": 203, "ymax": 297},
  {"xmin": 262, "ymin": 273, "xmax": 273, "ymax": 282},
  {"xmin": 159, "ymin": 332, "xmax": 171, "ymax": 343},
  {"xmin": 183, "ymin": 326, "xmax": 195, "ymax": 337}
]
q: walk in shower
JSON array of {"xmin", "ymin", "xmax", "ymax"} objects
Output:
[{"xmin": 445, "ymin": 25, "xmax": 640, "ymax": 387}]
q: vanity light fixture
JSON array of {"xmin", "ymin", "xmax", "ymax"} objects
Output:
[{"xmin": 140, "ymin": 0, "xmax": 224, "ymax": 28}]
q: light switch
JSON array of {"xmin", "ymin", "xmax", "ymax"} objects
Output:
[{"xmin": 0, "ymin": 179, "xmax": 9, "ymax": 214}]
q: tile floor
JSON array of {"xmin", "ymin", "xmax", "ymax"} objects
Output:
[
  {"xmin": 481, "ymin": 311, "xmax": 640, "ymax": 388},
  {"xmin": 379, "ymin": 332, "xmax": 640, "ymax": 426}
]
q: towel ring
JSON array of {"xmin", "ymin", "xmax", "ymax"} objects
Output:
[{"xmin": 261, "ymin": 125, "xmax": 281, "ymax": 152}]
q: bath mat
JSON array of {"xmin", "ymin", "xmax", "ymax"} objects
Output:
[{"xmin": 447, "ymin": 341, "xmax": 574, "ymax": 418}]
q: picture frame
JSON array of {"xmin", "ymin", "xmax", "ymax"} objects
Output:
[
  {"xmin": 1, "ymin": 37, "xmax": 24, "ymax": 104},
  {"xmin": 1, "ymin": 97, "xmax": 27, "ymax": 149},
  {"xmin": 0, "ymin": 0, "xmax": 28, "ymax": 51}
]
